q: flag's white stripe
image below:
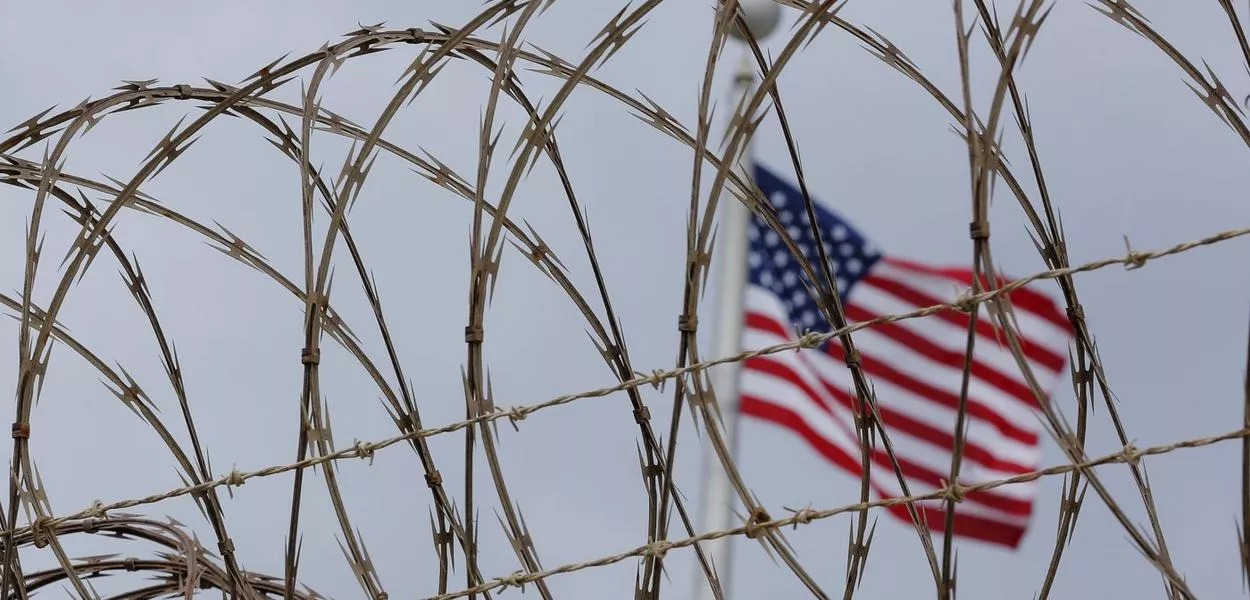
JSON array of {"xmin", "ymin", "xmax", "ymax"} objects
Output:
[
  {"xmin": 744, "ymin": 288, "xmax": 1044, "ymax": 464},
  {"xmin": 745, "ymin": 286, "xmax": 1043, "ymax": 440},
  {"xmin": 742, "ymin": 347, "xmax": 1038, "ymax": 492},
  {"xmin": 850, "ymin": 281, "xmax": 1065, "ymax": 392},
  {"xmin": 867, "ymin": 261, "xmax": 1073, "ymax": 356},
  {"xmin": 740, "ymin": 370, "xmax": 1033, "ymax": 525},
  {"xmin": 867, "ymin": 260, "xmax": 1073, "ymax": 357},
  {"xmin": 739, "ymin": 365, "xmax": 862, "ymax": 464},
  {"xmin": 743, "ymin": 325, "xmax": 1042, "ymax": 472},
  {"xmin": 743, "ymin": 326, "xmax": 1042, "ymax": 489},
  {"xmin": 739, "ymin": 349, "xmax": 975, "ymax": 479},
  {"xmin": 832, "ymin": 325, "xmax": 1041, "ymax": 433}
]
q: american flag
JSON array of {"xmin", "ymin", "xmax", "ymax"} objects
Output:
[{"xmin": 738, "ymin": 162, "xmax": 1073, "ymax": 547}]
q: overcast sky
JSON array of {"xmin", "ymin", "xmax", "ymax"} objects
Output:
[{"xmin": 2, "ymin": 0, "xmax": 1250, "ymax": 598}]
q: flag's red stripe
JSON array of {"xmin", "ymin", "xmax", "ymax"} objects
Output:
[
  {"xmin": 843, "ymin": 303, "xmax": 1045, "ymax": 409},
  {"xmin": 880, "ymin": 257, "xmax": 1071, "ymax": 332},
  {"xmin": 860, "ymin": 274, "xmax": 1066, "ymax": 372},
  {"xmin": 741, "ymin": 374, "xmax": 1032, "ymax": 517},
  {"xmin": 822, "ymin": 341, "xmax": 1041, "ymax": 448},
  {"xmin": 884, "ymin": 501, "xmax": 1027, "ymax": 548},
  {"xmin": 741, "ymin": 395, "xmax": 865, "ymax": 473},
  {"xmin": 744, "ymin": 313, "xmax": 1039, "ymax": 446},
  {"xmin": 745, "ymin": 354, "xmax": 1033, "ymax": 475},
  {"xmin": 741, "ymin": 395, "xmax": 1033, "ymax": 532},
  {"xmin": 741, "ymin": 359, "xmax": 1033, "ymax": 516}
]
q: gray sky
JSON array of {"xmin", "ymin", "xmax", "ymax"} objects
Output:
[{"xmin": 2, "ymin": 0, "xmax": 1249, "ymax": 598}]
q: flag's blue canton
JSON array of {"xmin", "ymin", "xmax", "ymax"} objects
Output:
[{"xmin": 747, "ymin": 164, "xmax": 883, "ymax": 336}]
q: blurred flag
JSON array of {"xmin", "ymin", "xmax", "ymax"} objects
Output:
[{"xmin": 739, "ymin": 162, "xmax": 1073, "ymax": 547}]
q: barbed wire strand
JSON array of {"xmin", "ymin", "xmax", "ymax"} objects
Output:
[
  {"xmin": 426, "ymin": 426, "xmax": 1250, "ymax": 599},
  {"xmin": 1, "ymin": 223, "xmax": 1244, "ymax": 544}
]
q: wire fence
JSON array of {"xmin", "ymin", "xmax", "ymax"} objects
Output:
[{"xmin": 2, "ymin": 1, "xmax": 1249, "ymax": 598}]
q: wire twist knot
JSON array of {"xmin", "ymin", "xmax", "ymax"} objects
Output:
[
  {"xmin": 1123, "ymin": 236, "xmax": 1148, "ymax": 270},
  {"xmin": 952, "ymin": 288, "xmax": 979, "ymax": 313},
  {"xmin": 493, "ymin": 570, "xmax": 527, "ymax": 591},
  {"xmin": 784, "ymin": 504, "xmax": 816, "ymax": 528},
  {"xmin": 224, "ymin": 468, "xmax": 245, "ymax": 489},
  {"xmin": 1121, "ymin": 442, "xmax": 1142, "ymax": 467},
  {"xmin": 354, "ymin": 439, "xmax": 377, "ymax": 465},
  {"xmin": 940, "ymin": 479, "xmax": 966, "ymax": 503},
  {"xmin": 505, "ymin": 405, "xmax": 528, "ymax": 430},
  {"xmin": 85, "ymin": 500, "xmax": 107, "ymax": 519},
  {"xmin": 798, "ymin": 331, "xmax": 825, "ymax": 349},
  {"xmin": 646, "ymin": 540, "xmax": 673, "ymax": 559},
  {"xmin": 636, "ymin": 369, "xmax": 667, "ymax": 391}
]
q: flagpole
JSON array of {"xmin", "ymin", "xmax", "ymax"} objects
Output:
[{"xmin": 696, "ymin": 3, "xmax": 779, "ymax": 599}]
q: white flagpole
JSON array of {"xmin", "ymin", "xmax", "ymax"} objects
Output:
[{"xmin": 696, "ymin": 3, "xmax": 779, "ymax": 599}]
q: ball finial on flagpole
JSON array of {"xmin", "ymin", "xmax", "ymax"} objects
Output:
[{"xmin": 727, "ymin": 0, "xmax": 781, "ymax": 42}]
